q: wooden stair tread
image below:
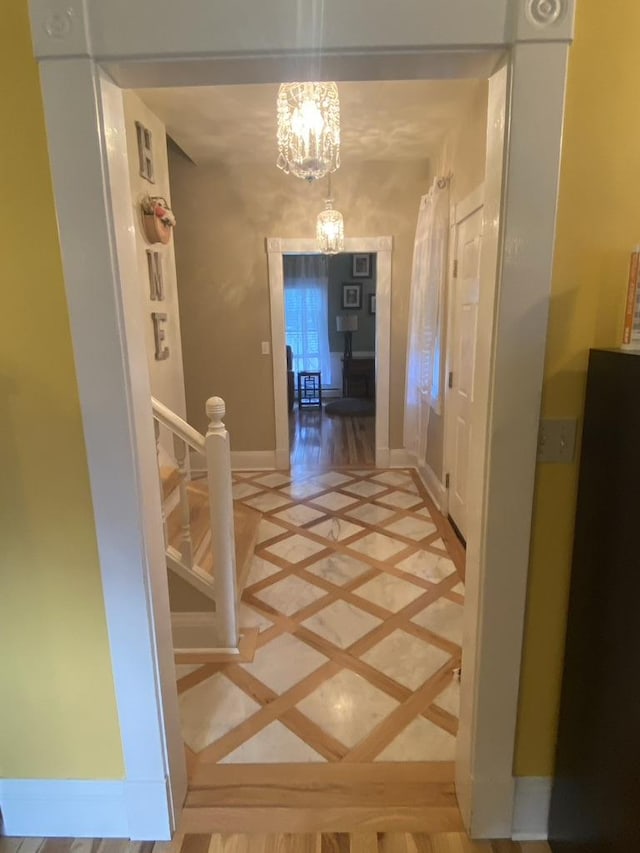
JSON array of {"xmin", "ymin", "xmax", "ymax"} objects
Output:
[
  {"xmin": 167, "ymin": 479, "xmax": 261, "ymax": 591},
  {"xmin": 160, "ymin": 465, "xmax": 181, "ymax": 500},
  {"xmin": 199, "ymin": 502, "xmax": 261, "ymax": 590},
  {"xmin": 167, "ymin": 485, "xmax": 211, "ymax": 558},
  {"xmin": 233, "ymin": 502, "xmax": 261, "ymax": 590}
]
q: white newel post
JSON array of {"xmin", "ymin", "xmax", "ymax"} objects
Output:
[
  {"xmin": 205, "ymin": 396, "xmax": 239, "ymax": 648},
  {"xmin": 173, "ymin": 434, "xmax": 194, "ymax": 567}
]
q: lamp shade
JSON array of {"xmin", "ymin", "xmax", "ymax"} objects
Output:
[{"xmin": 336, "ymin": 315, "xmax": 358, "ymax": 332}]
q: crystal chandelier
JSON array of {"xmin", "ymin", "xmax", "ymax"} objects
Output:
[
  {"xmin": 316, "ymin": 175, "xmax": 344, "ymax": 254},
  {"xmin": 276, "ymin": 82, "xmax": 340, "ymax": 182}
]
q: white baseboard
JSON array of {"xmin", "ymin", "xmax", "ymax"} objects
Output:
[
  {"xmin": 375, "ymin": 446, "xmax": 393, "ymax": 468},
  {"xmin": 275, "ymin": 448, "xmax": 289, "ymax": 470},
  {"xmin": 230, "ymin": 450, "xmax": 277, "ymax": 470},
  {"xmin": 417, "ymin": 460, "xmax": 448, "ymax": 512},
  {"xmin": 0, "ymin": 777, "xmax": 172, "ymax": 840},
  {"xmin": 189, "ymin": 449, "xmax": 278, "ymax": 472},
  {"xmin": 463, "ymin": 773, "xmax": 515, "ymax": 838},
  {"xmin": 512, "ymin": 776, "xmax": 552, "ymax": 841},
  {"xmin": 389, "ymin": 448, "xmax": 413, "ymax": 467}
]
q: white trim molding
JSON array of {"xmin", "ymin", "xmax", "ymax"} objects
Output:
[
  {"xmin": 417, "ymin": 460, "xmax": 448, "ymax": 512},
  {"xmin": 230, "ymin": 450, "xmax": 278, "ymax": 471},
  {"xmin": 193, "ymin": 448, "xmax": 279, "ymax": 472},
  {"xmin": 34, "ymin": 60, "xmax": 186, "ymax": 838},
  {"xmin": 457, "ymin": 41, "xmax": 571, "ymax": 839},
  {"xmin": 392, "ymin": 451, "xmax": 447, "ymax": 510},
  {"xmin": 266, "ymin": 236, "xmax": 392, "ymax": 470},
  {"xmin": 28, "ymin": 0, "xmax": 575, "ymax": 839},
  {"xmin": 442, "ymin": 182, "xmax": 485, "ymax": 527},
  {"xmin": 0, "ymin": 778, "xmax": 171, "ymax": 840},
  {"xmin": 388, "ymin": 448, "xmax": 413, "ymax": 467},
  {"xmin": 512, "ymin": 777, "xmax": 552, "ymax": 841},
  {"xmin": 454, "ymin": 182, "xmax": 485, "ymax": 226}
]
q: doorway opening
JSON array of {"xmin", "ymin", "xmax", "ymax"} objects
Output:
[
  {"xmin": 109, "ymin": 77, "xmax": 490, "ymax": 803},
  {"xmin": 144, "ymin": 80, "xmax": 483, "ymax": 785},
  {"xmin": 32, "ymin": 0, "xmax": 574, "ymax": 832},
  {"xmin": 122, "ymin": 79, "xmax": 483, "ymax": 782},
  {"xmin": 443, "ymin": 186, "xmax": 485, "ymax": 543},
  {"xmin": 285, "ymin": 251, "xmax": 378, "ymax": 469}
]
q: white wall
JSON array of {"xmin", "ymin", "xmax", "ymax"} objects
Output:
[{"xmin": 123, "ymin": 91, "xmax": 187, "ymax": 458}]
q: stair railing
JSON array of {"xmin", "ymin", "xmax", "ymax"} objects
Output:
[{"xmin": 151, "ymin": 395, "xmax": 239, "ymax": 649}]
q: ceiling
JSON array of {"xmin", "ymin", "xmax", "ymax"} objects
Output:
[{"xmin": 136, "ymin": 80, "xmax": 481, "ymax": 166}]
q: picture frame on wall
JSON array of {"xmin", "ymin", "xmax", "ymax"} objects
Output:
[
  {"xmin": 369, "ymin": 294, "xmax": 376, "ymax": 315},
  {"xmin": 342, "ymin": 282, "xmax": 362, "ymax": 310},
  {"xmin": 352, "ymin": 253, "xmax": 371, "ymax": 278}
]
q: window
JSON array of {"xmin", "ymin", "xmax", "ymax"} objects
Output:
[{"xmin": 284, "ymin": 255, "xmax": 332, "ymax": 385}]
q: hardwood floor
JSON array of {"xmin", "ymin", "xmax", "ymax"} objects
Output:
[
  {"xmin": 0, "ymin": 836, "xmax": 550, "ymax": 853},
  {"xmin": 182, "ymin": 763, "xmax": 461, "ymax": 832},
  {"xmin": 289, "ymin": 405, "xmax": 375, "ymax": 468}
]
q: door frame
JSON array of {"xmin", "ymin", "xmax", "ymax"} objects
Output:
[
  {"xmin": 28, "ymin": 0, "xmax": 575, "ymax": 840},
  {"xmin": 266, "ymin": 237, "xmax": 392, "ymax": 469},
  {"xmin": 442, "ymin": 183, "xmax": 485, "ymax": 526}
]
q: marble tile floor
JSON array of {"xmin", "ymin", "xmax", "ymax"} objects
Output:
[{"xmin": 176, "ymin": 467, "xmax": 465, "ymax": 770}]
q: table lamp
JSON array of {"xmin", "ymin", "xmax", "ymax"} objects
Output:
[{"xmin": 336, "ymin": 314, "xmax": 358, "ymax": 359}]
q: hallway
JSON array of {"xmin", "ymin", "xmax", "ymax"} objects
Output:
[{"xmin": 177, "ymin": 466, "xmax": 464, "ymax": 773}]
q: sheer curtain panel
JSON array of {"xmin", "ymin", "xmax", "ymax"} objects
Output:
[
  {"xmin": 404, "ymin": 179, "xmax": 450, "ymax": 459},
  {"xmin": 284, "ymin": 254, "xmax": 332, "ymax": 386}
]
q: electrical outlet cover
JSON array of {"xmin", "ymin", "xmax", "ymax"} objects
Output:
[{"xmin": 537, "ymin": 418, "xmax": 578, "ymax": 463}]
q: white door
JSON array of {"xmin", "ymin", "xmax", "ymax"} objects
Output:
[{"xmin": 446, "ymin": 200, "xmax": 483, "ymax": 539}]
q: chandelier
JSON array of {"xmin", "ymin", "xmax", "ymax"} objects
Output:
[
  {"xmin": 316, "ymin": 175, "xmax": 344, "ymax": 254},
  {"xmin": 276, "ymin": 82, "xmax": 340, "ymax": 182}
]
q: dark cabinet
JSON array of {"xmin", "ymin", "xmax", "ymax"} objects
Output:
[{"xmin": 549, "ymin": 349, "xmax": 640, "ymax": 852}]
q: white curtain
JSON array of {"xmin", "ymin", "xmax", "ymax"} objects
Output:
[
  {"xmin": 284, "ymin": 254, "xmax": 332, "ymax": 386},
  {"xmin": 404, "ymin": 179, "xmax": 450, "ymax": 457}
]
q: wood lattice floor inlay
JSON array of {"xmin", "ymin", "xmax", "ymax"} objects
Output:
[{"xmin": 177, "ymin": 468, "xmax": 465, "ymax": 771}]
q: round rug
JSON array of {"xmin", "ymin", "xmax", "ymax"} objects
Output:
[{"xmin": 325, "ymin": 397, "xmax": 376, "ymax": 417}]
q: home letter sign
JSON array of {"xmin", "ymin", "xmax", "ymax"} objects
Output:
[{"xmin": 152, "ymin": 312, "xmax": 169, "ymax": 360}]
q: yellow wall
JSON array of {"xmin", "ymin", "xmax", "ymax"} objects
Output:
[
  {"xmin": 0, "ymin": 2, "xmax": 123, "ymax": 778},
  {"xmin": 515, "ymin": 0, "xmax": 640, "ymax": 775}
]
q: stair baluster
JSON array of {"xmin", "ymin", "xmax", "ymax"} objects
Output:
[
  {"xmin": 154, "ymin": 419, "xmax": 169, "ymax": 545},
  {"xmin": 173, "ymin": 434, "xmax": 194, "ymax": 568},
  {"xmin": 205, "ymin": 396, "xmax": 239, "ymax": 649}
]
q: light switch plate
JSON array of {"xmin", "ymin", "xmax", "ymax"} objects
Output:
[
  {"xmin": 261, "ymin": 341, "xmax": 271, "ymax": 355},
  {"xmin": 537, "ymin": 418, "xmax": 578, "ymax": 463}
]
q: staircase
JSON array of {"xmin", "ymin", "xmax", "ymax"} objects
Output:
[{"xmin": 152, "ymin": 396, "xmax": 260, "ymax": 658}]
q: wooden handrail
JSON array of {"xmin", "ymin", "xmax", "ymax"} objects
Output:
[
  {"xmin": 152, "ymin": 393, "xmax": 240, "ymax": 651},
  {"xmin": 151, "ymin": 396, "xmax": 205, "ymax": 454}
]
